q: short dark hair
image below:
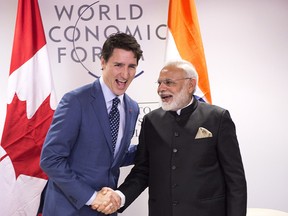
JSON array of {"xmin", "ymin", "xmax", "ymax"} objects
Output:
[{"xmin": 101, "ymin": 32, "xmax": 143, "ymax": 64}]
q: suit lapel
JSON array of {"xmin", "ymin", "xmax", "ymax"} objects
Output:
[
  {"xmin": 90, "ymin": 79, "xmax": 114, "ymax": 154},
  {"xmin": 113, "ymin": 95, "xmax": 134, "ymax": 164}
]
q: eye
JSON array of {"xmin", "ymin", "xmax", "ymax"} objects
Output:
[
  {"xmin": 157, "ymin": 79, "xmax": 175, "ymax": 87},
  {"xmin": 129, "ymin": 65, "xmax": 136, "ymax": 69},
  {"xmin": 164, "ymin": 80, "xmax": 173, "ymax": 86}
]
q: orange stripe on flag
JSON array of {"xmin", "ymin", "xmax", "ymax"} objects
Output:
[{"xmin": 166, "ymin": 0, "xmax": 212, "ymax": 103}]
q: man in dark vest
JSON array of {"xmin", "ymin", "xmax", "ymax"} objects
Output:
[{"xmin": 96, "ymin": 59, "xmax": 247, "ymax": 216}]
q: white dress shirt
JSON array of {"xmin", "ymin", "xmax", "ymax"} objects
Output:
[
  {"xmin": 86, "ymin": 77, "xmax": 126, "ymax": 206},
  {"xmin": 100, "ymin": 77, "xmax": 126, "ymax": 157}
]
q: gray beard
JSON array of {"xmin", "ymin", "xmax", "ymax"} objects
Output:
[{"xmin": 161, "ymin": 86, "xmax": 191, "ymax": 111}]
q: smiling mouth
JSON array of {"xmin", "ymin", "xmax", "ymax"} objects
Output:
[
  {"xmin": 160, "ymin": 94, "xmax": 172, "ymax": 102},
  {"xmin": 116, "ymin": 79, "xmax": 128, "ymax": 89},
  {"xmin": 116, "ymin": 79, "xmax": 127, "ymax": 84}
]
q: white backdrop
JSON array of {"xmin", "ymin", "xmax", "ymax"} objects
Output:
[{"xmin": 0, "ymin": 0, "xmax": 288, "ymax": 215}]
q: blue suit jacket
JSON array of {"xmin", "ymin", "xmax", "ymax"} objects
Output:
[{"xmin": 40, "ymin": 79, "xmax": 139, "ymax": 216}]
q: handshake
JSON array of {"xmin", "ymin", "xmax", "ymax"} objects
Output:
[{"xmin": 90, "ymin": 187, "xmax": 122, "ymax": 215}]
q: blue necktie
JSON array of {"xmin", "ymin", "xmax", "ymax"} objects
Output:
[{"xmin": 109, "ymin": 97, "xmax": 120, "ymax": 152}]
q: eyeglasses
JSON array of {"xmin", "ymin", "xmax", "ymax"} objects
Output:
[{"xmin": 156, "ymin": 78, "xmax": 192, "ymax": 87}]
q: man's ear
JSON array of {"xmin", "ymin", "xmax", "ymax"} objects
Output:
[
  {"xmin": 189, "ymin": 78, "xmax": 197, "ymax": 94},
  {"xmin": 100, "ymin": 57, "xmax": 105, "ymax": 70}
]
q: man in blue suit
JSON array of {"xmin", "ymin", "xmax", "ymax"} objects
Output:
[{"xmin": 40, "ymin": 32, "xmax": 143, "ymax": 216}]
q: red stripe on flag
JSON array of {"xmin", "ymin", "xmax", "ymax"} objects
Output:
[
  {"xmin": 9, "ymin": 0, "xmax": 46, "ymax": 74},
  {"xmin": 167, "ymin": 0, "xmax": 212, "ymax": 103},
  {"xmin": 0, "ymin": 0, "xmax": 56, "ymax": 215}
]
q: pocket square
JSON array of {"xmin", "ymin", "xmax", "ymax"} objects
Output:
[{"xmin": 195, "ymin": 127, "xmax": 213, "ymax": 139}]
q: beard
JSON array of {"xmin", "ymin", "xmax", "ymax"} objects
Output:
[{"xmin": 160, "ymin": 85, "xmax": 191, "ymax": 111}]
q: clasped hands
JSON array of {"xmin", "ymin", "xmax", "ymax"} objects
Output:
[{"xmin": 90, "ymin": 187, "xmax": 121, "ymax": 215}]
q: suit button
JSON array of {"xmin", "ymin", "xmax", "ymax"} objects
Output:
[
  {"xmin": 172, "ymin": 165, "xmax": 176, "ymax": 170},
  {"xmin": 174, "ymin": 132, "xmax": 179, "ymax": 137},
  {"xmin": 173, "ymin": 148, "xmax": 178, "ymax": 153},
  {"xmin": 173, "ymin": 200, "xmax": 179, "ymax": 205}
]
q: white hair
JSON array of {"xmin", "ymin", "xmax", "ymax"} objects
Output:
[{"xmin": 163, "ymin": 59, "xmax": 198, "ymax": 93}]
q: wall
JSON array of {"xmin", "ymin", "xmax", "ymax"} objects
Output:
[{"xmin": 0, "ymin": 0, "xmax": 287, "ymax": 214}]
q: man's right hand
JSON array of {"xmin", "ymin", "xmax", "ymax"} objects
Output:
[{"xmin": 90, "ymin": 187, "xmax": 121, "ymax": 214}]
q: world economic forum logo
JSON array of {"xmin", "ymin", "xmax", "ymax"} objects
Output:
[{"xmin": 47, "ymin": 0, "xmax": 166, "ymax": 78}]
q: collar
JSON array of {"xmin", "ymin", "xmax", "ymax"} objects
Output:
[
  {"xmin": 99, "ymin": 77, "xmax": 124, "ymax": 104},
  {"xmin": 176, "ymin": 97, "xmax": 194, "ymax": 115}
]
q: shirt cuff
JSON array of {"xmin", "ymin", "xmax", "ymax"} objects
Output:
[
  {"xmin": 86, "ymin": 191, "xmax": 97, "ymax": 206},
  {"xmin": 115, "ymin": 190, "xmax": 125, "ymax": 207}
]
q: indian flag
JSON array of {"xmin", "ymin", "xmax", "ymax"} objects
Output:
[{"xmin": 165, "ymin": 0, "xmax": 212, "ymax": 103}]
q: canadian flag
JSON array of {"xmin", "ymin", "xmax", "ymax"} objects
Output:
[
  {"xmin": 165, "ymin": 0, "xmax": 212, "ymax": 103},
  {"xmin": 0, "ymin": 0, "xmax": 57, "ymax": 215}
]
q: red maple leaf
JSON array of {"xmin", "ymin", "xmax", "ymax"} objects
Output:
[{"xmin": 1, "ymin": 94, "xmax": 54, "ymax": 180}]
